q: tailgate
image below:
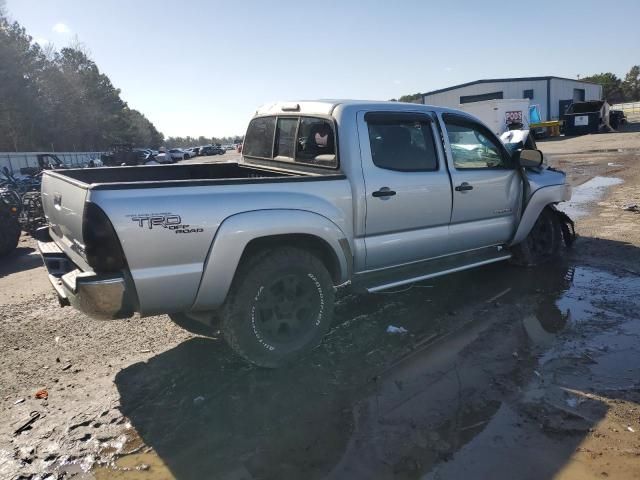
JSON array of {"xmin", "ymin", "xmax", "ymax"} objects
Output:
[{"xmin": 41, "ymin": 171, "xmax": 91, "ymax": 270}]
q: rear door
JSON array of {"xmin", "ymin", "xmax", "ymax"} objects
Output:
[
  {"xmin": 439, "ymin": 113, "xmax": 521, "ymax": 252},
  {"xmin": 358, "ymin": 111, "xmax": 453, "ymax": 270}
]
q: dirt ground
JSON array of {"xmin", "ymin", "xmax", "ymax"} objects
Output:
[{"xmin": 1, "ymin": 126, "xmax": 640, "ymax": 480}]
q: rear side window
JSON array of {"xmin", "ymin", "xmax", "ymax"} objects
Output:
[
  {"xmin": 244, "ymin": 115, "xmax": 338, "ymax": 168},
  {"xmin": 243, "ymin": 116, "xmax": 276, "ymax": 158},
  {"xmin": 366, "ymin": 117, "xmax": 438, "ymax": 171}
]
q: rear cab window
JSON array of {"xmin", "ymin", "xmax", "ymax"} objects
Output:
[{"xmin": 243, "ymin": 115, "xmax": 338, "ymax": 169}]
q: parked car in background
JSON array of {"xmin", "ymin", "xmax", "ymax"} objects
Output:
[
  {"xmin": 38, "ymin": 99, "xmax": 574, "ymax": 367},
  {"xmin": 133, "ymin": 148, "xmax": 154, "ymax": 163},
  {"xmin": 187, "ymin": 147, "xmax": 200, "ymax": 157},
  {"xmin": 609, "ymin": 110, "xmax": 627, "ymax": 130},
  {"xmin": 102, "ymin": 144, "xmax": 143, "ymax": 166},
  {"xmin": 154, "ymin": 149, "xmax": 175, "ymax": 164},
  {"xmin": 200, "ymin": 145, "xmax": 226, "ymax": 156},
  {"xmin": 168, "ymin": 148, "xmax": 190, "ymax": 161}
]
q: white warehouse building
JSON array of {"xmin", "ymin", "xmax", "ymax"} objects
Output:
[{"xmin": 422, "ymin": 76, "xmax": 602, "ymax": 122}]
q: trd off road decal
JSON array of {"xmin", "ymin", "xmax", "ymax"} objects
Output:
[{"xmin": 127, "ymin": 213, "xmax": 204, "ymax": 234}]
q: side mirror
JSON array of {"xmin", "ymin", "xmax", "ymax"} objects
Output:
[{"xmin": 518, "ymin": 149, "xmax": 544, "ymax": 168}]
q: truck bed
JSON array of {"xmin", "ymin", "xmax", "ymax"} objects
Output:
[{"xmin": 52, "ymin": 162, "xmax": 344, "ymax": 190}]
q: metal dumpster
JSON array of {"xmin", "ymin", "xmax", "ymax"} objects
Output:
[{"xmin": 563, "ymin": 101, "xmax": 610, "ymax": 136}]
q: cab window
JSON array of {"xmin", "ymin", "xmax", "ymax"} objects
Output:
[
  {"xmin": 366, "ymin": 115, "xmax": 438, "ymax": 172},
  {"xmin": 243, "ymin": 116, "xmax": 276, "ymax": 159},
  {"xmin": 244, "ymin": 115, "xmax": 338, "ymax": 168},
  {"xmin": 295, "ymin": 118, "xmax": 336, "ymax": 167},
  {"xmin": 443, "ymin": 115, "xmax": 510, "ymax": 170}
]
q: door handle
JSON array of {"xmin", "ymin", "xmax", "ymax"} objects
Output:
[
  {"xmin": 455, "ymin": 182, "xmax": 473, "ymax": 192},
  {"xmin": 372, "ymin": 187, "xmax": 396, "ymax": 198}
]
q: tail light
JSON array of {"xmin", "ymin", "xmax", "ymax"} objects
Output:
[{"xmin": 82, "ymin": 203, "xmax": 127, "ymax": 273}]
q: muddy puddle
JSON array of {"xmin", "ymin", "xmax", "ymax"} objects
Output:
[
  {"xmin": 84, "ymin": 260, "xmax": 640, "ymax": 480},
  {"xmin": 557, "ymin": 176, "xmax": 623, "ymax": 219}
]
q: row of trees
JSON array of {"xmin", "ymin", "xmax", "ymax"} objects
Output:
[
  {"xmin": 582, "ymin": 66, "xmax": 640, "ymax": 104},
  {"xmin": 0, "ymin": 10, "xmax": 165, "ymax": 152},
  {"xmin": 165, "ymin": 136, "xmax": 243, "ymax": 149},
  {"xmin": 390, "ymin": 93, "xmax": 423, "ymax": 103}
]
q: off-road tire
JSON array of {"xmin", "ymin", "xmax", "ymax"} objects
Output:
[
  {"xmin": 222, "ymin": 247, "xmax": 335, "ymax": 368},
  {"xmin": 0, "ymin": 212, "xmax": 20, "ymax": 257},
  {"xmin": 511, "ymin": 207, "xmax": 562, "ymax": 266}
]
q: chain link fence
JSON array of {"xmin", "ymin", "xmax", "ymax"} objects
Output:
[{"xmin": 0, "ymin": 152, "xmax": 105, "ymax": 175}]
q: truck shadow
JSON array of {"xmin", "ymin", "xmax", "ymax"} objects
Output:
[
  {"xmin": 115, "ymin": 237, "xmax": 640, "ymax": 480},
  {"xmin": 0, "ymin": 245, "xmax": 42, "ymax": 278}
]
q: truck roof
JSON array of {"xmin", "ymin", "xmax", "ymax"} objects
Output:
[{"xmin": 254, "ymin": 99, "xmax": 467, "ymax": 117}]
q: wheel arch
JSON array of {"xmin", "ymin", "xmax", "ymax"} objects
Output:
[
  {"xmin": 241, "ymin": 233, "xmax": 343, "ymax": 283},
  {"xmin": 191, "ymin": 210, "xmax": 352, "ymax": 311},
  {"xmin": 510, "ymin": 184, "xmax": 571, "ymax": 246}
]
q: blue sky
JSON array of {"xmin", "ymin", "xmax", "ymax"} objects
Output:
[{"xmin": 7, "ymin": 0, "xmax": 640, "ymax": 138}]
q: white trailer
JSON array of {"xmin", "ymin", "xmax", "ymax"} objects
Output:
[{"xmin": 457, "ymin": 99, "xmax": 531, "ymax": 136}]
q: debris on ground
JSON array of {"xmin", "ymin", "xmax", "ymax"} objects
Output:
[
  {"xmin": 13, "ymin": 398, "xmax": 25, "ymax": 405},
  {"xmin": 34, "ymin": 389, "xmax": 48, "ymax": 400},
  {"xmin": 486, "ymin": 288, "xmax": 512, "ymax": 304},
  {"xmin": 13, "ymin": 411, "xmax": 40, "ymax": 436},
  {"xmin": 623, "ymin": 203, "xmax": 639, "ymax": 212},
  {"xmin": 193, "ymin": 396, "xmax": 205, "ymax": 406},
  {"xmin": 386, "ymin": 325, "xmax": 408, "ymax": 334}
]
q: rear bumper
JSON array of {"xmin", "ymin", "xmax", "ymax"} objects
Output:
[{"xmin": 38, "ymin": 239, "xmax": 135, "ymax": 320}]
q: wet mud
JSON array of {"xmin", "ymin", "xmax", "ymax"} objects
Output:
[{"xmin": 86, "ymin": 259, "xmax": 639, "ymax": 480}]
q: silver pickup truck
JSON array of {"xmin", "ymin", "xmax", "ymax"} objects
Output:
[{"xmin": 38, "ymin": 100, "xmax": 573, "ymax": 367}]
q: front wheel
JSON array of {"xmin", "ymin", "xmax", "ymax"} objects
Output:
[
  {"xmin": 222, "ymin": 247, "xmax": 335, "ymax": 368},
  {"xmin": 511, "ymin": 208, "xmax": 562, "ymax": 266}
]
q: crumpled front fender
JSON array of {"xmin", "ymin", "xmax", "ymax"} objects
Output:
[{"xmin": 510, "ymin": 184, "xmax": 572, "ymax": 246}]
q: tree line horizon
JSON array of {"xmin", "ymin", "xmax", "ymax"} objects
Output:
[{"xmin": 0, "ymin": 9, "xmax": 243, "ymax": 153}]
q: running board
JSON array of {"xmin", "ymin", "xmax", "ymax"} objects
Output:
[{"xmin": 354, "ymin": 246, "xmax": 512, "ymax": 293}]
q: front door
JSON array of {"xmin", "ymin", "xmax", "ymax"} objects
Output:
[
  {"xmin": 439, "ymin": 113, "xmax": 521, "ymax": 252},
  {"xmin": 358, "ymin": 111, "xmax": 453, "ymax": 270}
]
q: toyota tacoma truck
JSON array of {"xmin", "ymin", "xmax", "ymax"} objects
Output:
[{"xmin": 38, "ymin": 100, "xmax": 574, "ymax": 367}]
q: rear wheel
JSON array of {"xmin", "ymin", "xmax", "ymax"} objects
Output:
[
  {"xmin": 511, "ymin": 208, "xmax": 562, "ymax": 266},
  {"xmin": 222, "ymin": 247, "xmax": 335, "ymax": 368},
  {"xmin": 0, "ymin": 211, "xmax": 21, "ymax": 257}
]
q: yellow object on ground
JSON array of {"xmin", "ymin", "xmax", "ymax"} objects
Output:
[{"xmin": 531, "ymin": 120, "xmax": 561, "ymax": 137}]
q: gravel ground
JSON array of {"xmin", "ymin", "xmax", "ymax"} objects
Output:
[{"xmin": 1, "ymin": 127, "xmax": 640, "ymax": 480}]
